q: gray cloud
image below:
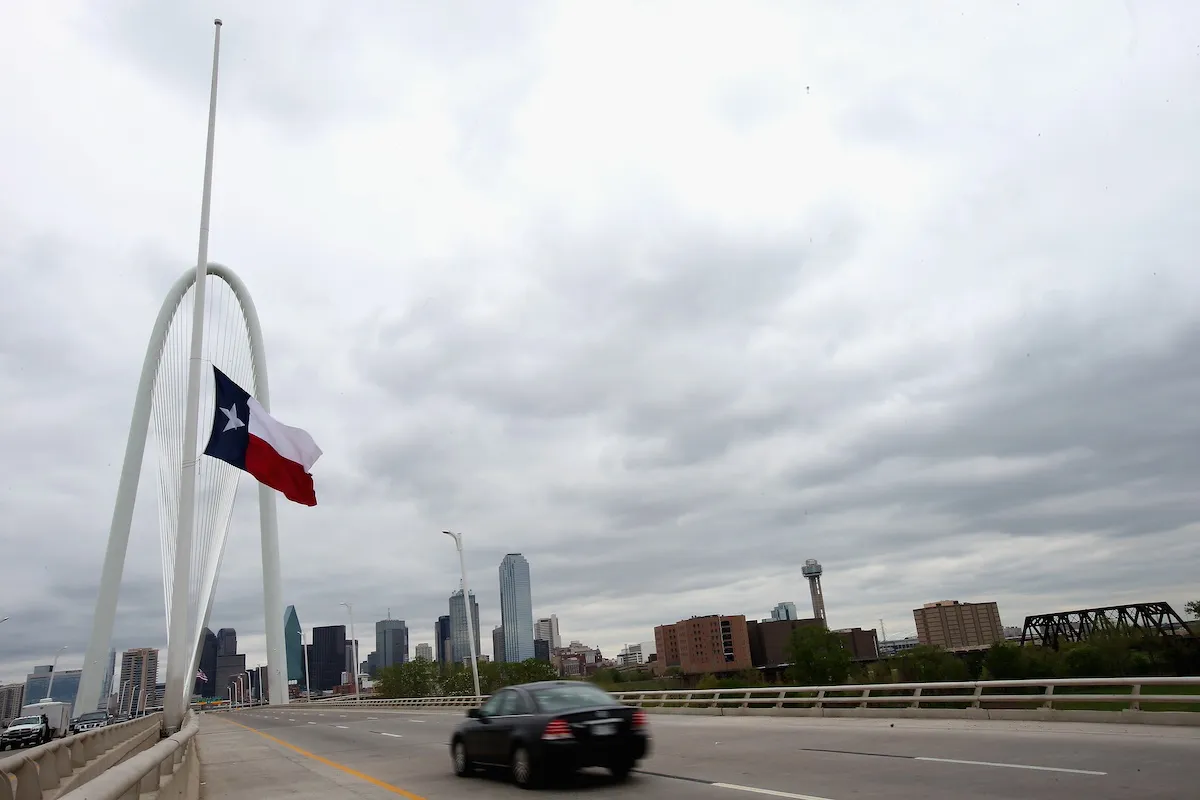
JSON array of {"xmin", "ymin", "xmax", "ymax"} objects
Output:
[{"xmin": 3, "ymin": 1, "xmax": 1200, "ymax": 683}]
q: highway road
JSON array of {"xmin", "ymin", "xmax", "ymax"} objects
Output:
[{"xmin": 206, "ymin": 705, "xmax": 1200, "ymax": 799}]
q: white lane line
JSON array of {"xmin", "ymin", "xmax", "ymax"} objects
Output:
[
  {"xmin": 379, "ymin": 732, "xmax": 403, "ymax": 738},
  {"xmin": 306, "ymin": 722, "xmax": 316, "ymax": 725},
  {"xmin": 340, "ymin": 714, "xmax": 347, "ymax": 718},
  {"xmin": 914, "ymin": 757, "xmax": 1106, "ymax": 776},
  {"xmin": 335, "ymin": 725, "xmax": 349, "ymax": 729},
  {"xmin": 288, "ymin": 719, "xmax": 296, "ymax": 722},
  {"xmin": 409, "ymin": 719, "xmax": 425, "ymax": 723},
  {"xmin": 712, "ymin": 784, "xmax": 834, "ymax": 800},
  {"xmin": 368, "ymin": 717, "xmax": 378, "ymax": 720}
]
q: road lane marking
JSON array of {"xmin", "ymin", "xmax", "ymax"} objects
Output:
[
  {"xmin": 288, "ymin": 719, "xmax": 296, "ymax": 722},
  {"xmin": 797, "ymin": 747, "xmax": 1105, "ymax": 776},
  {"xmin": 409, "ymin": 719, "xmax": 425, "ymax": 723},
  {"xmin": 221, "ymin": 718, "xmax": 428, "ymax": 799},
  {"xmin": 307, "ymin": 722, "xmax": 316, "ymax": 725},
  {"xmin": 712, "ymin": 785, "xmax": 834, "ymax": 800},
  {"xmin": 379, "ymin": 732, "xmax": 403, "ymax": 738},
  {"xmin": 914, "ymin": 756, "xmax": 1106, "ymax": 776},
  {"xmin": 336, "ymin": 725, "xmax": 350, "ymax": 729}
]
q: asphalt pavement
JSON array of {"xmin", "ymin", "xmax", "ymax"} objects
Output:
[{"xmin": 197, "ymin": 705, "xmax": 1200, "ymax": 799}]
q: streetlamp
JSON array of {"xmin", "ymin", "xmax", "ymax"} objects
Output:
[
  {"xmin": 442, "ymin": 530, "xmax": 481, "ymax": 699},
  {"xmin": 301, "ymin": 627, "xmax": 312, "ymax": 701},
  {"xmin": 340, "ymin": 602, "xmax": 361, "ymax": 704},
  {"xmin": 44, "ymin": 645, "xmax": 68, "ymax": 702}
]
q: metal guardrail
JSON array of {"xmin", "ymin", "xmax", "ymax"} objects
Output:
[
  {"xmin": 277, "ymin": 677, "xmax": 1200, "ymax": 725},
  {"xmin": 1, "ymin": 713, "xmax": 161, "ymax": 800},
  {"xmin": 57, "ymin": 711, "xmax": 200, "ymax": 800},
  {"xmin": 610, "ymin": 676, "xmax": 1200, "ymax": 710}
]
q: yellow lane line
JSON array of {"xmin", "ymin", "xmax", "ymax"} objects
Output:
[{"xmin": 220, "ymin": 717, "xmax": 430, "ymax": 799}]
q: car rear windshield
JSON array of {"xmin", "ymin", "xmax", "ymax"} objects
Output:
[
  {"xmin": 530, "ymin": 684, "xmax": 617, "ymax": 714},
  {"xmin": 79, "ymin": 712, "xmax": 107, "ymax": 721},
  {"xmin": 10, "ymin": 716, "xmax": 39, "ymax": 726}
]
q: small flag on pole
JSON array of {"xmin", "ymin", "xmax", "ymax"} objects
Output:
[{"xmin": 202, "ymin": 366, "xmax": 323, "ymax": 506}]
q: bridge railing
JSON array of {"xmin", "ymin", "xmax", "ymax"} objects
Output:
[
  {"xmin": 0, "ymin": 712, "xmax": 161, "ymax": 800},
  {"xmin": 274, "ymin": 676, "xmax": 1200, "ymax": 724},
  {"xmin": 58, "ymin": 710, "xmax": 200, "ymax": 800}
]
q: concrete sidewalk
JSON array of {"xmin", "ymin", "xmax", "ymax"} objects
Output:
[{"xmin": 196, "ymin": 713, "xmax": 405, "ymax": 799}]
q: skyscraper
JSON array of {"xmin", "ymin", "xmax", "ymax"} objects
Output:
[
  {"xmin": 449, "ymin": 590, "xmax": 480, "ymax": 665},
  {"xmin": 414, "ymin": 642, "xmax": 433, "ymax": 662},
  {"xmin": 216, "ymin": 628, "xmax": 237, "ymax": 658},
  {"xmin": 499, "ymin": 553, "xmax": 535, "ymax": 663},
  {"xmin": 194, "ymin": 629, "xmax": 218, "ymax": 697},
  {"xmin": 311, "ymin": 625, "xmax": 347, "ymax": 691},
  {"xmin": 118, "ymin": 648, "xmax": 159, "ymax": 717},
  {"xmin": 492, "ymin": 625, "xmax": 506, "ymax": 663},
  {"xmin": 534, "ymin": 615, "xmax": 561, "ymax": 650},
  {"xmin": 771, "ymin": 602, "xmax": 798, "ymax": 621},
  {"xmin": 435, "ymin": 616, "xmax": 452, "ymax": 667},
  {"xmin": 284, "ymin": 606, "xmax": 303, "ymax": 685},
  {"xmin": 376, "ymin": 618, "xmax": 409, "ymax": 669}
]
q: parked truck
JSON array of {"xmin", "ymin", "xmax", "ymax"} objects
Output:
[{"xmin": 19, "ymin": 701, "xmax": 72, "ymax": 740}]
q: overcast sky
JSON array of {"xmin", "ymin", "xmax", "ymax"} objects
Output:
[{"xmin": 2, "ymin": 0, "xmax": 1199, "ymax": 685}]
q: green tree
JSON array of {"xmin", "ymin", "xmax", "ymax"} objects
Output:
[
  {"xmin": 981, "ymin": 641, "xmax": 1027, "ymax": 680},
  {"xmin": 1186, "ymin": 600, "xmax": 1200, "ymax": 619},
  {"xmin": 441, "ymin": 665, "xmax": 476, "ymax": 696},
  {"xmin": 785, "ymin": 625, "xmax": 852, "ymax": 685},
  {"xmin": 893, "ymin": 646, "xmax": 968, "ymax": 682}
]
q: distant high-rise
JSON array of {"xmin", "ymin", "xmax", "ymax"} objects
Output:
[
  {"xmin": 194, "ymin": 629, "xmax": 219, "ymax": 697},
  {"xmin": 499, "ymin": 554, "xmax": 535, "ymax": 662},
  {"xmin": 345, "ymin": 640, "xmax": 360, "ymax": 680},
  {"xmin": 98, "ymin": 649, "xmax": 117, "ymax": 710},
  {"xmin": 449, "ymin": 590, "xmax": 481, "ymax": 665},
  {"xmin": 311, "ymin": 625, "xmax": 347, "ymax": 691},
  {"xmin": 415, "ymin": 642, "xmax": 433, "ymax": 662},
  {"xmin": 534, "ymin": 616, "xmax": 561, "ymax": 650},
  {"xmin": 216, "ymin": 628, "xmax": 238, "ymax": 658},
  {"xmin": 435, "ymin": 616, "xmax": 452, "ymax": 666},
  {"xmin": 492, "ymin": 626, "xmax": 506, "ymax": 663},
  {"xmin": 0, "ymin": 682, "xmax": 25, "ymax": 726},
  {"xmin": 118, "ymin": 648, "xmax": 159, "ymax": 717},
  {"xmin": 771, "ymin": 602, "xmax": 798, "ymax": 621},
  {"xmin": 284, "ymin": 607, "xmax": 303, "ymax": 686},
  {"xmin": 376, "ymin": 618, "xmax": 409, "ymax": 669},
  {"xmin": 23, "ymin": 668, "xmax": 82, "ymax": 713}
]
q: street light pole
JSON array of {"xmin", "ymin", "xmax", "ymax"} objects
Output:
[
  {"xmin": 301, "ymin": 627, "xmax": 312, "ymax": 701},
  {"xmin": 442, "ymin": 531, "xmax": 481, "ymax": 698},
  {"xmin": 340, "ymin": 602, "xmax": 361, "ymax": 704},
  {"xmin": 44, "ymin": 646, "xmax": 68, "ymax": 701}
]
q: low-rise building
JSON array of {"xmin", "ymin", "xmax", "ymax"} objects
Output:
[{"xmin": 914, "ymin": 600, "xmax": 1004, "ymax": 649}]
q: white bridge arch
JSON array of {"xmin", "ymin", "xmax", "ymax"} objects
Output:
[{"xmin": 77, "ymin": 262, "xmax": 287, "ymax": 713}]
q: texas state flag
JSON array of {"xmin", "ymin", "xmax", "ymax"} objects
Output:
[{"xmin": 203, "ymin": 366, "xmax": 323, "ymax": 506}]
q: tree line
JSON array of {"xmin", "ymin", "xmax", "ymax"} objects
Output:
[{"xmin": 372, "ymin": 657, "xmax": 560, "ymax": 698}]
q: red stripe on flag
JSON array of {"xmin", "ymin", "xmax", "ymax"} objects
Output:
[{"xmin": 246, "ymin": 434, "xmax": 318, "ymax": 506}]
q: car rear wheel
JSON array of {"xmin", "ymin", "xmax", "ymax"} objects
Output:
[
  {"xmin": 609, "ymin": 757, "xmax": 634, "ymax": 781},
  {"xmin": 451, "ymin": 739, "xmax": 473, "ymax": 777},
  {"xmin": 511, "ymin": 745, "xmax": 541, "ymax": 789}
]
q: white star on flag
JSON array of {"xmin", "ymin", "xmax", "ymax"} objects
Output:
[{"xmin": 220, "ymin": 404, "xmax": 245, "ymax": 432}]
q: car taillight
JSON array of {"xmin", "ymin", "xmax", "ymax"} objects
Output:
[
  {"xmin": 632, "ymin": 711, "xmax": 647, "ymax": 729},
  {"xmin": 542, "ymin": 719, "xmax": 573, "ymax": 741}
]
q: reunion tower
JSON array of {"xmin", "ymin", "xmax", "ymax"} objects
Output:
[{"xmin": 802, "ymin": 558, "xmax": 826, "ymax": 621}]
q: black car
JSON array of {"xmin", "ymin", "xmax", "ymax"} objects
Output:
[{"xmin": 450, "ymin": 681, "xmax": 650, "ymax": 789}]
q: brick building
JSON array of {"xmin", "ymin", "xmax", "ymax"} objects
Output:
[
  {"xmin": 653, "ymin": 615, "xmax": 754, "ymax": 675},
  {"xmin": 914, "ymin": 600, "xmax": 1003, "ymax": 649}
]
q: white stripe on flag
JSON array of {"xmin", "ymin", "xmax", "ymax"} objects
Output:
[{"xmin": 247, "ymin": 397, "xmax": 323, "ymax": 471}]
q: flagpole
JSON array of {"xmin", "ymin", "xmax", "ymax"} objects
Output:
[{"xmin": 164, "ymin": 17, "xmax": 223, "ymax": 734}]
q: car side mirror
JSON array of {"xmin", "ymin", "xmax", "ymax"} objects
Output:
[{"xmin": 467, "ymin": 708, "xmax": 481, "ymax": 719}]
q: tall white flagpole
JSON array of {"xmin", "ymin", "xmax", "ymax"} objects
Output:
[{"xmin": 164, "ymin": 18, "xmax": 223, "ymax": 733}]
